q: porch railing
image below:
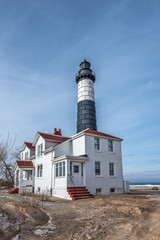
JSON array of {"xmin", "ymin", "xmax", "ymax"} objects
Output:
[
  {"xmin": 68, "ymin": 174, "xmax": 75, "ymax": 187},
  {"xmin": 68, "ymin": 174, "xmax": 77, "ymax": 199}
]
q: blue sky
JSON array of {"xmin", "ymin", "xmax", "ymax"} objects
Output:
[{"xmin": 0, "ymin": 0, "xmax": 160, "ymax": 182}]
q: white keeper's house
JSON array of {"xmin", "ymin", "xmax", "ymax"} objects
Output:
[{"xmin": 14, "ymin": 60, "xmax": 124, "ymax": 200}]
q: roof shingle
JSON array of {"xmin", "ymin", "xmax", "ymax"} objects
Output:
[
  {"xmin": 24, "ymin": 142, "xmax": 35, "ymax": 150},
  {"xmin": 16, "ymin": 161, "xmax": 34, "ymax": 168},
  {"xmin": 38, "ymin": 132, "xmax": 70, "ymax": 142}
]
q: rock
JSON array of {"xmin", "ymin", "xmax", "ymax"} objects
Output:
[
  {"xmin": 34, "ymin": 229, "xmax": 44, "ymax": 235},
  {"xmin": 48, "ymin": 230, "xmax": 55, "ymax": 234},
  {"xmin": 130, "ymin": 207, "xmax": 141, "ymax": 216},
  {"xmin": 85, "ymin": 233, "xmax": 92, "ymax": 240},
  {"xmin": 79, "ymin": 236, "xmax": 85, "ymax": 240},
  {"xmin": 94, "ymin": 226, "xmax": 100, "ymax": 232},
  {"xmin": 12, "ymin": 233, "xmax": 20, "ymax": 240},
  {"xmin": 21, "ymin": 223, "xmax": 34, "ymax": 230}
]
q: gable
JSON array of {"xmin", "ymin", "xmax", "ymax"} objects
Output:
[{"xmin": 84, "ymin": 129, "xmax": 123, "ymax": 141}]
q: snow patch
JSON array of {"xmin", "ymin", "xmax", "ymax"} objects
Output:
[{"xmin": 34, "ymin": 213, "xmax": 56, "ymax": 236}]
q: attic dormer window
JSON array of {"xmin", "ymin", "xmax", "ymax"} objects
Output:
[
  {"xmin": 37, "ymin": 144, "xmax": 43, "ymax": 157},
  {"xmin": 25, "ymin": 152, "xmax": 28, "ymax": 160}
]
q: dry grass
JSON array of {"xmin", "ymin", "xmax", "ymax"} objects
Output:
[{"xmin": 0, "ymin": 190, "xmax": 160, "ymax": 240}]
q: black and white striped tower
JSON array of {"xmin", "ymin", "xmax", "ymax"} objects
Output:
[{"xmin": 76, "ymin": 60, "xmax": 97, "ymax": 133}]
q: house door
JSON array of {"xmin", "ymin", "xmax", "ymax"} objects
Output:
[{"xmin": 72, "ymin": 163, "xmax": 81, "ymax": 187}]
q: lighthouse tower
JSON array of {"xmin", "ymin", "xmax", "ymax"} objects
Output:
[{"xmin": 76, "ymin": 60, "xmax": 97, "ymax": 133}]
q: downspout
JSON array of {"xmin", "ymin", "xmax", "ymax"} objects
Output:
[
  {"xmin": 84, "ymin": 134, "xmax": 87, "ymax": 187},
  {"xmin": 50, "ymin": 150, "xmax": 53, "ymax": 196}
]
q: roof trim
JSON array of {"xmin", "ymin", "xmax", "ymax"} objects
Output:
[
  {"xmin": 19, "ymin": 142, "xmax": 35, "ymax": 152},
  {"xmin": 84, "ymin": 129, "xmax": 123, "ymax": 141},
  {"xmin": 44, "ymin": 146, "xmax": 54, "ymax": 154},
  {"xmin": 70, "ymin": 128, "xmax": 123, "ymax": 141},
  {"xmin": 32, "ymin": 132, "xmax": 70, "ymax": 146},
  {"xmin": 53, "ymin": 155, "xmax": 88, "ymax": 163},
  {"xmin": 15, "ymin": 161, "xmax": 34, "ymax": 168}
]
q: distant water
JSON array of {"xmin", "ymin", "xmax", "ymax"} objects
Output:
[{"xmin": 130, "ymin": 182, "xmax": 160, "ymax": 186}]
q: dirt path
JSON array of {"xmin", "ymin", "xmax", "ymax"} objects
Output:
[
  {"xmin": 47, "ymin": 194, "xmax": 160, "ymax": 240},
  {"xmin": 0, "ymin": 190, "xmax": 160, "ymax": 240}
]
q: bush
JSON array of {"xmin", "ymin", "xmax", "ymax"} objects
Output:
[{"xmin": 0, "ymin": 179, "xmax": 14, "ymax": 189}]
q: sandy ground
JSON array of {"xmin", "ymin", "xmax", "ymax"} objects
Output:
[{"xmin": 0, "ymin": 188, "xmax": 160, "ymax": 240}]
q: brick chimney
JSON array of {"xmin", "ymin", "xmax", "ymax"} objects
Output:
[
  {"xmin": 58, "ymin": 129, "xmax": 62, "ymax": 135},
  {"xmin": 53, "ymin": 128, "xmax": 62, "ymax": 136},
  {"xmin": 54, "ymin": 128, "xmax": 57, "ymax": 135}
]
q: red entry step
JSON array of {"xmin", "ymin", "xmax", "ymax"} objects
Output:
[
  {"xmin": 67, "ymin": 187, "xmax": 93, "ymax": 201},
  {"xmin": 8, "ymin": 187, "xmax": 19, "ymax": 194}
]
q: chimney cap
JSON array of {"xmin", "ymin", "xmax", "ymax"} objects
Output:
[{"xmin": 53, "ymin": 128, "xmax": 62, "ymax": 136}]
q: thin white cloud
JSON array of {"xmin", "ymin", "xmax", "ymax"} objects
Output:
[{"xmin": 0, "ymin": 0, "xmax": 160, "ymax": 180}]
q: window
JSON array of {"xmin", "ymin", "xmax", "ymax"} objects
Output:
[
  {"xmin": 81, "ymin": 163, "xmax": 84, "ymax": 177},
  {"xmin": 109, "ymin": 163, "xmax": 114, "ymax": 176},
  {"xmin": 55, "ymin": 162, "xmax": 65, "ymax": 177},
  {"xmin": 70, "ymin": 162, "xmax": 72, "ymax": 176},
  {"xmin": 59, "ymin": 162, "xmax": 62, "ymax": 177},
  {"xmin": 108, "ymin": 140, "xmax": 113, "ymax": 152},
  {"xmin": 25, "ymin": 152, "xmax": 28, "ymax": 160},
  {"xmin": 94, "ymin": 138, "xmax": 100, "ymax": 150},
  {"xmin": 95, "ymin": 162, "xmax": 101, "ymax": 176},
  {"xmin": 96, "ymin": 188, "xmax": 102, "ymax": 194},
  {"xmin": 37, "ymin": 165, "xmax": 43, "ymax": 177},
  {"xmin": 56, "ymin": 164, "xmax": 58, "ymax": 177},
  {"xmin": 63, "ymin": 162, "xmax": 65, "ymax": 176},
  {"xmin": 21, "ymin": 153, "xmax": 23, "ymax": 160},
  {"xmin": 74, "ymin": 165, "xmax": 79, "ymax": 173},
  {"xmin": 37, "ymin": 187, "xmax": 41, "ymax": 193},
  {"xmin": 28, "ymin": 170, "xmax": 32, "ymax": 180},
  {"xmin": 23, "ymin": 170, "xmax": 32, "ymax": 180},
  {"xmin": 37, "ymin": 144, "xmax": 43, "ymax": 157},
  {"xmin": 110, "ymin": 188, "xmax": 115, "ymax": 193}
]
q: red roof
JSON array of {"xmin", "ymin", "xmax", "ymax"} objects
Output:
[
  {"xmin": 24, "ymin": 142, "xmax": 35, "ymax": 150},
  {"xmin": 84, "ymin": 129, "xmax": 123, "ymax": 141},
  {"xmin": 16, "ymin": 161, "xmax": 34, "ymax": 168},
  {"xmin": 38, "ymin": 132, "xmax": 70, "ymax": 142}
]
